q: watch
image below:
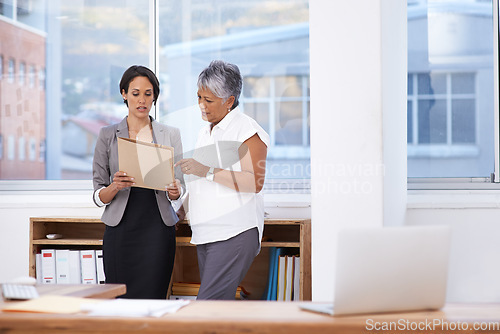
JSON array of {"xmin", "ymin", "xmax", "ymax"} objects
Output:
[{"xmin": 205, "ymin": 166, "xmax": 215, "ymax": 181}]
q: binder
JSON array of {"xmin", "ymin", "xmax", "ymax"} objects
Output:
[
  {"xmin": 40, "ymin": 249, "xmax": 56, "ymax": 284},
  {"xmin": 68, "ymin": 250, "xmax": 81, "ymax": 284},
  {"xmin": 35, "ymin": 253, "xmax": 42, "ymax": 284},
  {"xmin": 293, "ymin": 256, "xmax": 300, "ymax": 301},
  {"xmin": 271, "ymin": 248, "xmax": 286, "ymax": 300},
  {"xmin": 55, "ymin": 250, "xmax": 70, "ymax": 284},
  {"xmin": 277, "ymin": 255, "xmax": 286, "ymax": 301},
  {"xmin": 95, "ymin": 250, "xmax": 105, "ymax": 284},
  {"xmin": 262, "ymin": 247, "xmax": 277, "ymax": 300},
  {"xmin": 284, "ymin": 256, "xmax": 294, "ymax": 301},
  {"xmin": 80, "ymin": 250, "xmax": 97, "ymax": 284}
]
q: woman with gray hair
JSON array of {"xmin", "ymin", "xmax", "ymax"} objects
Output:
[{"xmin": 176, "ymin": 60, "xmax": 269, "ymax": 300}]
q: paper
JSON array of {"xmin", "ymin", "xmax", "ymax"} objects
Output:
[
  {"xmin": 118, "ymin": 137, "xmax": 175, "ymax": 191},
  {"xmin": 81, "ymin": 299, "xmax": 190, "ymax": 317},
  {"xmin": 2, "ymin": 295, "xmax": 101, "ymax": 314}
]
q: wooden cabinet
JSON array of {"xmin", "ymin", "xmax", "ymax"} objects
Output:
[
  {"xmin": 29, "ymin": 217, "xmax": 105, "ymax": 277},
  {"xmin": 29, "ymin": 217, "xmax": 311, "ymax": 300}
]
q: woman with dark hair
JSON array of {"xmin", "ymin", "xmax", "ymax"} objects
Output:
[
  {"xmin": 92, "ymin": 65, "xmax": 183, "ymax": 299},
  {"xmin": 176, "ymin": 60, "xmax": 269, "ymax": 300}
]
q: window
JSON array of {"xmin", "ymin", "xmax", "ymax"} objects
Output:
[
  {"xmin": 0, "ymin": 0, "xmax": 309, "ymax": 187},
  {"xmin": 8, "ymin": 58, "xmax": 14, "ymax": 83},
  {"xmin": 29, "ymin": 65, "xmax": 35, "ymax": 88},
  {"xmin": 7, "ymin": 136, "xmax": 15, "ymax": 161},
  {"xmin": 38, "ymin": 68, "xmax": 44, "ymax": 90},
  {"xmin": 0, "ymin": 1, "xmax": 14, "ymax": 19},
  {"xmin": 28, "ymin": 137, "xmax": 36, "ymax": 161},
  {"xmin": 240, "ymin": 75, "xmax": 310, "ymax": 182},
  {"xmin": 0, "ymin": 55, "xmax": 3, "ymax": 80},
  {"xmin": 242, "ymin": 75, "xmax": 310, "ymax": 151},
  {"xmin": 39, "ymin": 139, "xmax": 45, "ymax": 162},
  {"xmin": 407, "ymin": 72, "xmax": 477, "ymax": 156},
  {"xmin": 407, "ymin": 1, "xmax": 494, "ymax": 181},
  {"xmin": 19, "ymin": 61, "xmax": 25, "ymax": 85},
  {"xmin": 159, "ymin": 1, "xmax": 310, "ymax": 188},
  {"xmin": 18, "ymin": 137, "xmax": 25, "ymax": 161}
]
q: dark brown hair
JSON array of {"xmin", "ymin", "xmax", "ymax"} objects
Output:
[{"xmin": 119, "ymin": 65, "xmax": 160, "ymax": 106}]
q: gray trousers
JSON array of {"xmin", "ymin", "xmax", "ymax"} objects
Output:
[{"xmin": 196, "ymin": 227, "xmax": 259, "ymax": 300}]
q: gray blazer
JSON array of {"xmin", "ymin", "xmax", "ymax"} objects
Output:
[{"xmin": 92, "ymin": 116, "xmax": 184, "ymax": 227}]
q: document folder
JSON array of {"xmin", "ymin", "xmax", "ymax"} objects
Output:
[{"xmin": 117, "ymin": 137, "xmax": 175, "ymax": 191}]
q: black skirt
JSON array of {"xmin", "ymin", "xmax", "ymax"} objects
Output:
[{"xmin": 103, "ymin": 187, "xmax": 176, "ymax": 299}]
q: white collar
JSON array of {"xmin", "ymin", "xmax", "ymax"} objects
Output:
[{"xmin": 203, "ymin": 107, "xmax": 240, "ymax": 134}]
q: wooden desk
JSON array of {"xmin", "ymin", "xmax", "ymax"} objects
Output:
[{"xmin": 1, "ymin": 301, "xmax": 500, "ymax": 334}]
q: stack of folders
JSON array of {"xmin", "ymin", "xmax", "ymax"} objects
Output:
[
  {"xmin": 169, "ymin": 282, "xmax": 249, "ymax": 300},
  {"xmin": 262, "ymin": 247, "xmax": 300, "ymax": 301},
  {"xmin": 35, "ymin": 249, "xmax": 105, "ymax": 285}
]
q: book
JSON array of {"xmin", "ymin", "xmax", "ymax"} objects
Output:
[
  {"xmin": 277, "ymin": 255, "xmax": 286, "ymax": 301},
  {"xmin": 80, "ymin": 250, "xmax": 97, "ymax": 284},
  {"xmin": 68, "ymin": 250, "xmax": 81, "ymax": 284},
  {"xmin": 293, "ymin": 256, "xmax": 300, "ymax": 301},
  {"xmin": 95, "ymin": 250, "xmax": 105, "ymax": 284},
  {"xmin": 117, "ymin": 137, "xmax": 174, "ymax": 191},
  {"xmin": 285, "ymin": 256, "xmax": 294, "ymax": 301},
  {"xmin": 40, "ymin": 249, "xmax": 56, "ymax": 284},
  {"xmin": 55, "ymin": 250, "xmax": 70, "ymax": 284}
]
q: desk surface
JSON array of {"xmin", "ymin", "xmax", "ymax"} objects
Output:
[
  {"xmin": 1, "ymin": 300, "xmax": 500, "ymax": 334},
  {"xmin": 0, "ymin": 285, "xmax": 499, "ymax": 334}
]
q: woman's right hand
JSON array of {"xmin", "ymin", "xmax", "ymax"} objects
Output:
[
  {"xmin": 111, "ymin": 171, "xmax": 135, "ymax": 191},
  {"xmin": 97, "ymin": 171, "xmax": 135, "ymax": 205}
]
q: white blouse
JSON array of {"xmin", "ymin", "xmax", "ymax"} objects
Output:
[{"xmin": 186, "ymin": 107, "xmax": 270, "ymax": 253}]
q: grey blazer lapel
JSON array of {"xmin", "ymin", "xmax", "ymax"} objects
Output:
[
  {"xmin": 152, "ymin": 119, "xmax": 168, "ymax": 146},
  {"xmin": 116, "ymin": 117, "xmax": 129, "ymax": 139}
]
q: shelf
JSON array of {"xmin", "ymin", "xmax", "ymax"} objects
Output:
[
  {"xmin": 262, "ymin": 241, "xmax": 300, "ymax": 248},
  {"xmin": 176, "ymin": 237, "xmax": 300, "ymax": 248},
  {"xmin": 32, "ymin": 239, "xmax": 103, "ymax": 246}
]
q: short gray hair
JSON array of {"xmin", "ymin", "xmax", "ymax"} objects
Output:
[{"xmin": 197, "ymin": 60, "xmax": 242, "ymax": 110}]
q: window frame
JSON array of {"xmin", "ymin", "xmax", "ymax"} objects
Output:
[{"xmin": 0, "ymin": 0, "xmax": 312, "ymax": 194}]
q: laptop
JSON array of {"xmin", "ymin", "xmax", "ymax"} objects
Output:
[{"xmin": 300, "ymin": 225, "xmax": 451, "ymax": 316}]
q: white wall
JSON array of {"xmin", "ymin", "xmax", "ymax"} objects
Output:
[
  {"xmin": 407, "ymin": 191, "xmax": 500, "ymax": 303},
  {"xmin": 0, "ymin": 191, "xmax": 103, "ymax": 281}
]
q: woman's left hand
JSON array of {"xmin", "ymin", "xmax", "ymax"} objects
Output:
[
  {"xmin": 175, "ymin": 158, "xmax": 209, "ymax": 178},
  {"xmin": 166, "ymin": 178, "xmax": 182, "ymax": 200}
]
